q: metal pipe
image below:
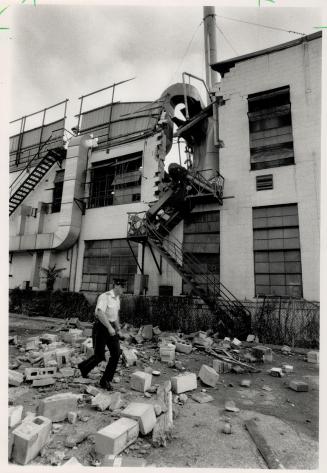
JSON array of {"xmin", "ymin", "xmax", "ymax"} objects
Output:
[
  {"xmin": 10, "ymin": 99, "xmax": 68, "ymax": 124},
  {"xmin": 203, "ymin": 6, "xmax": 218, "ymax": 101}
]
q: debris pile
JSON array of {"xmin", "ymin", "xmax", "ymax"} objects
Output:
[{"xmin": 8, "ymin": 320, "xmax": 317, "ymax": 466}]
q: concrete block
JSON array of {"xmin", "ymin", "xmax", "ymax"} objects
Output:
[
  {"xmin": 142, "ymin": 325, "xmax": 153, "ymax": 340},
  {"xmin": 199, "ymin": 365, "xmax": 219, "ymax": 387},
  {"xmin": 22, "ymin": 412, "xmax": 36, "ymax": 423},
  {"xmin": 95, "ymin": 417, "xmax": 139, "ymax": 455},
  {"xmin": 270, "ymin": 367, "xmax": 284, "ymax": 377},
  {"xmin": 9, "ymin": 370, "xmax": 24, "ymax": 386},
  {"xmin": 109, "ymin": 392, "xmax": 122, "ymax": 411},
  {"xmin": 55, "ymin": 348, "xmax": 71, "ymax": 368},
  {"xmin": 246, "ymin": 334, "xmax": 255, "ymax": 342},
  {"xmin": 86, "ymin": 385, "xmax": 101, "ymax": 396},
  {"xmin": 282, "ymin": 364, "xmax": 293, "ymax": 373},
  {"xmin": 43, "ymin": 350, "xmax": 57, "ymax": 366},
  {"xmin": 121, "ymin": 402, "xmax": 156, "ymax": 435},
  {"xmin": 160, "ymin": 344, "xmax": 175, "ymax": 362},
  {"xmin": 67, "ymin": 412, "xmax": 78, "ymax": 424},
  {"xmin": 59, "ymin": 367, "xmax": 75, "ymax": 377},
  {"xmin": 92, "ymin": 393, "xmax": 113, "ymax": 411},
  {"xmin": 130, "ymin": 371, "xmax": 152, "ymax": 393},
  {"xmin": 175, "ymin": 341, "xmax": 193, "ymax": 354},
  {"xmin": 289, "ymin": 380, "xmax": 309, "ymax": 392},
  {"xmin": 240, "ymin": 379, "xmax": 251, "ymax": 387},
  {"xmin": 38, "ymin": 392, "xmax": 78, "ymax": 421},
  {"xmin": 212, "ymin": 359, "xmax": 232, "ymax": 374},
  {"xmin": 12, "ymin": 416, "xmax": 52, "ymax": 465},
  {"xmin": 171, "ymin": 372, "xmax": 197, "ymax": 394},
  {"xmin": 8, "ymin": 405, "xmax": 23, "ymax": 428},
  {"xmin": 307, "ymin": 351, "xmax": 319, "ymax": 364},
  {"xmin": 32, "ymin": 378, "xmax": 55, "ymax": 387},
  {"xmin": 232, "ymin": 338, "xmax": 242, "ymax": 347},
  {"xmin": 252, "ymin": 346, "xmax": 273, "ymax": 360},
  {"xmin": 25, "ymin": 367, "xmax": 57, "ymax": 380},
  {"xmin": 40, "ymin": 334, "xmax": 58, "ymax": 344},
  {"xmin": 122, "ymin": 348, "xmax": 137, "ymax": 367}
]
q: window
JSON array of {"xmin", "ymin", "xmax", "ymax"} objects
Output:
[
  {"xmin": 248, "ymin": 86, "xmax": 294, "ymax": 170},
  {"xmin": 253, "ymin": 204, "xmax": 302, "ymax": 297},
  {"xmin": 81, "ymin": 239, "xmax": 138, "ymax": 294},
  {"xmin": 88, "ymin": 152, "xmax": 142, "ymax": 208},
  {"xmin": 183, "ymin": 211, "xmax": 220, "ymax": 295},
  {"xmin": 52, "ymin": 170, "xmax": 64, "ymax": 213},
  {"xmin": 256, "ymin": 174, "xmax": 273, "ymax": 191}
]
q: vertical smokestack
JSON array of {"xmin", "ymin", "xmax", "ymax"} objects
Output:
[{"xmin": 203, "ymin": 6, "xmax": 218, "ymax": 103}]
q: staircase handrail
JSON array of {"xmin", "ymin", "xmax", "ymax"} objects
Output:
[
  {"xmin": 10, "ymin": 135, "xmax": 55, "ymax": 197},
  {"xmin": 146, "ymin": 220, "xmax": 249, "ymax": 315}
]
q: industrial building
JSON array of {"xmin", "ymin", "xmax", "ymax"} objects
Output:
[{"xmin": 9, "ymin": 29, "xmax": 321, "ymax": 317}]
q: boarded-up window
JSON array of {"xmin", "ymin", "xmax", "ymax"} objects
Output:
[
  {"xmin": 248, "ymin": 86, "xmax": 294, "ymax": 170},
  {"xmin": 81, "ymin": 239, "xmax": 138, "ymax": 294},
  {"xmin": 253, "ymin": 204, "xmax": 302, "ymax": 298},
  {"xmin": 183, "ymin": 211, "xmax": 220, "ymax": 295}
]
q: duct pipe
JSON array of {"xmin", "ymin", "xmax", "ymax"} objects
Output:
[{"xmin": 203, "ymin": 6, "xmax": 218, "ymax": 102}]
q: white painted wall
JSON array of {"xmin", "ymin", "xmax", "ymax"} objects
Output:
[{"xmin": 216, "ymin": 36, "xmax": 321, "ymax": 301}]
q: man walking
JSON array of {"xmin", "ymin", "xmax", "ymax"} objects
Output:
[{"xmin": 78, "ymin": 279, "xmax": 126, "ymax": 390}]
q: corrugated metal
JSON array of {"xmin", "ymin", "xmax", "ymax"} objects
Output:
[{"xmin": 80, "ymin": 102, "xmax": 162, "ymax": 144}]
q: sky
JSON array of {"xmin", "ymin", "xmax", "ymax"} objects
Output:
[{"xmin": 6, "ymin": 1, "xmax": 324, "ymax": 167}]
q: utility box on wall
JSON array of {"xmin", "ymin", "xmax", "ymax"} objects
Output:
[{"xmin": 134, "ymin": 274, "xmax": 149, "ymax": 295}]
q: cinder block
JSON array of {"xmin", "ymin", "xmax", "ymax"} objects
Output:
[
  {"xmin": 40, "ymin": 334, "xmax": 58, "ymax": 344},
  {"xmin": 25, "ymin": 367, "xmax": 57, "ymax": 380},
  {"xmin": 92, "ymin": 393, "xmax": 113, "ymax": 412},
  {"xmin": 67, "ymin": 412, "xmax": 78, "ymax": 424},
  {"xmin": 43, "ymin": 350, "xmax": 57, "ymax": 367},
  {"xmin": 59, "ymin": 367, "xmax": 75, "ymax": 377},
  {"xmin": 307, "ymin": 351, "xmax": 319, "ymax": 364},
  {"xmin": 8, "ymin": 405, "xmax": 23, "ymax": 428},
  {"xmin": 171, "ymin": 372, "xmax": 197, "ymax": 394},
  {"xmin": 109, "ymin": 392, "xmax": 122, "ymax": 411},
  {"xmin": 22, "ymin": 412, "xmax": 36, "ymax": 423},
  {"xmin": 55, "ymin": 348, "xmax": 71, "ymax": 368},
  {"xmin": 38, "ymin": 392, "xmax": 78, "ymax": 421},
  {"xmin": 252, "ymin": 346, "xmax": 273, "ymax": 360},
  {"xmin": 32, "ymin": 378, "xmax": 55, "ymax": 387},
  {"xmin": 199, "ymin": 365, "xmax": 219, "ymax": 387},
  {"xmin": 122, "ymin": 348, "xmax": 137, "ymax": 367},
  {"xmin": 289, "ymin": 380, "xmax": 309, "ymax": 392},
  {"xmin": 130, "ymin": 371, "xmax": 152, "ymax": 393},
  {"xmin": 270, "ymin": 367, "xmax": 283, "ymax": 377},
  {"xmin": 9, "ymin": 370, "xmax": 24, "ymax": 386},
  {"xmin": 175, "ymin": 341, "xmax": 192, "ymax": 354},
  {"xmin": 121, "ymin": 402, "xmax": 156, "ymax": 435},
  {"xmin": 212, "ymin": 359, "xmax": 232, "ymax": 374},
  {"xmin": 12, "ymin": 416, "xmax": 52, "ymax": 465},
  {"xmin": 142, "ymin": 325, "xmax": 153, "ymax": 340},
  {"xmin": 282, "ymin": 364, "xmax": 293, "ymax": 373},
  {"xmin": 95, "ymin": 417, "xmax": 139, "ymax": 455}
]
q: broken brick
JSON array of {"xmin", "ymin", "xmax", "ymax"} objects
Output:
[
  {"xmin": 289, "ymin": 380, "xmax": 309, "ymax": 392},
  {"xmin": 12, "ymin": 416, "xmax": 52, "ymax": 465},
  {"xmin": 95, "ymin": 418, "xmax": 139, "ymax": 455},
  {"xmin": 199, "ymin": 364, "xmax": 219, "ymax": 387},
  {"xmin": 9, "ymin": 370, "xmax": 24, "ymax": 386},
  {"xmin": 171, "ymin": 372, "xmax": 197, "ymax": 394},
  {"xmin": 121, "ymin": 402, "xmax": 156, "ymax": 435},
  {"xmin": 38, "ymin": 392, "xmax": 78, "ymax": 421},
  {"xmin": 130, "ymin": 371, "xmax": 152, "ymax": 393},
  {"xmin": 92, "ymin": 393, "xmax": 113, "ymax": 411},
  {"xmin": 8, "ymin": 405, "xmax": 23, "ymax": 428}
]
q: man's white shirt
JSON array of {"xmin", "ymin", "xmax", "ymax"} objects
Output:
[{"xmin": 95, "ymin": 290, "xmax": 120, "ymax": 323}]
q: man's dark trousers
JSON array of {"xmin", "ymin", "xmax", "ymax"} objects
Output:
[{"xmin": 78, "ymin": 320, "xmax": 121, "ymax": 382}]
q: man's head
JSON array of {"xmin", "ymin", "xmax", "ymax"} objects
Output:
[{"xmin": 112, "ymin": 278, "xmax": 126, "ymax": 296}]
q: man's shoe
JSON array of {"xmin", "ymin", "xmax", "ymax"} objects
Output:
[
  {"xmin": 78, "ymin": 362, "xmax": 88, "ymax": 379},
  {"xmin": 99, "ymin": 379, "xmax": 113, "ymax": 391}
]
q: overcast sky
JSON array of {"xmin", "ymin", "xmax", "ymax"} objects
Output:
[{"xmin": 7, "ymin": 2, "xmax": 324, "ymax": 164}]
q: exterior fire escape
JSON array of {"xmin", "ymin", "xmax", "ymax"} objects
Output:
[{"xmin": 127, "ymin": 163, "xmax": 251, "ymax": 338}]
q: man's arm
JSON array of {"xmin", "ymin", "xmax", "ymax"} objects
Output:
[{"xmin": 96, "ymin": 308, "xmax": 116, "ymax": 336}]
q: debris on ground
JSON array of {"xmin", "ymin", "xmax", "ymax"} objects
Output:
[{"xmin": 8, "ymin": 318, "xmax": 319, "ymax": 466}]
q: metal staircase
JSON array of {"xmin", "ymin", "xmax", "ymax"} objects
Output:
[
  {"xmin": 127, "ymin": 164, "xmax": 251, "ymax": 337},
  {"xmin": 9, "ymin": 146, "xmax": 66, "ymax": 216}
]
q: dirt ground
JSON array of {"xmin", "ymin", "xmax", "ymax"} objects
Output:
[{"xmin": 8, "ymin": 313, "xmax": 319, "ymax": 468}]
